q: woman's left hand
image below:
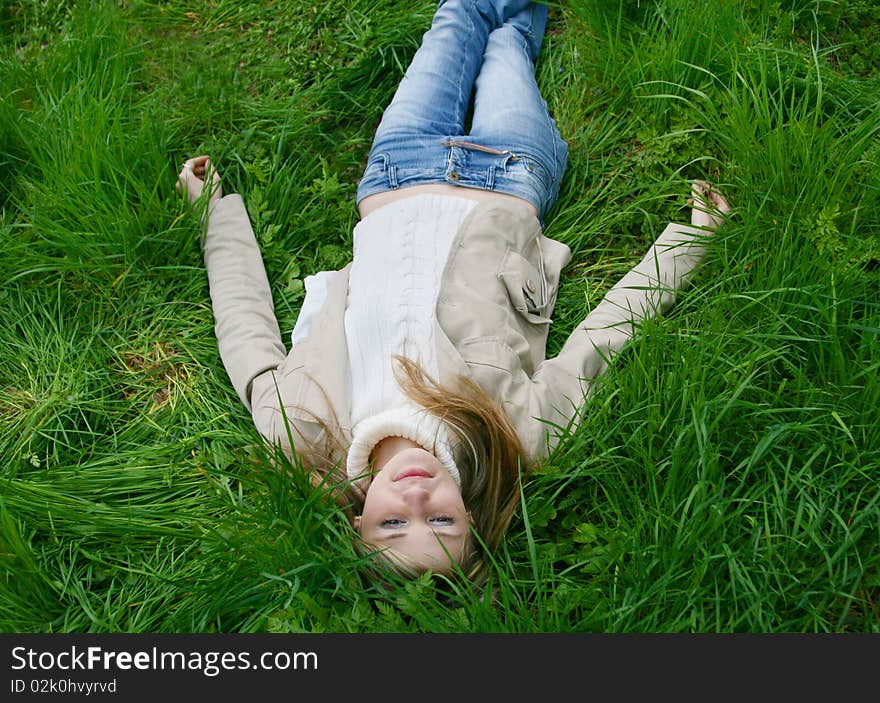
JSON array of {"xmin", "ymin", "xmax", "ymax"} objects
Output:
[
  {"xmin": 689, "ymin": 180, "xmax": 730, "ymax": 231},
  {"xmin": 176, "ymin": 155, "xmax": 222, "ymax": 206}
]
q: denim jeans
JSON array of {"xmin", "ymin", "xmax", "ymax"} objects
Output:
[{"xmin": 356, "ymin": 0, "xmax": 568, "ymax": 221}]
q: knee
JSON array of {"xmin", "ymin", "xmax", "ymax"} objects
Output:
[
  {"xmin": 436, "ymin": 0, "xmax": 542, "ymax": 35},
  {"xmin": 456, "ymin": 0, "xmax": 535, "ymax": 29},
  {"xmin": 495, "ymin": 1, "xmax": 535, "ymax": 20},
  {"xmin": 487, "ymin": 22, "xmax": 526, "ymax": 48},
  {"xmin": 496, "ymin": 2, "xmax": 548, "ymax": 61}
]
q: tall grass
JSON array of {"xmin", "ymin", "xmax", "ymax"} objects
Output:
[{"xmin": 1, "ymin": 0, "xmax": 877, "ymax": 632}]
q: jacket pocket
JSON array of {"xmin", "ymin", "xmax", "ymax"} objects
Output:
[{"xmin": 499, "ymin": 249, "xmax": 552, "ymax": 324}]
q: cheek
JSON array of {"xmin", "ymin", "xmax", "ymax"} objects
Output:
[
  {"xmin": 360, "ymin": 485, "xmax": 393, "ymax": 521},
  {"xmin": 438, "ymin": 489, "xmax": 468, "ymax": 516}
]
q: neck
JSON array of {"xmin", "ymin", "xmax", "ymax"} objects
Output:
[{"xmin": 370, "ymin": 436, "xmax": 422, "ymax": 472}]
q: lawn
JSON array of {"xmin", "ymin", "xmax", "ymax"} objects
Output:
[{"xmin": 1, "ymin": 0, "xmax": 877, "ymax": 632}]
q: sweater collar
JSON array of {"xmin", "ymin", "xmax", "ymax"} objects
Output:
[{"xmin": 346, "ymin": 403, "xmax": 460, "ymax": 493}]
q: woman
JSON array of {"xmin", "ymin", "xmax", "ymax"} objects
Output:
[{"xmin": 177, "ymin": 0, "xmax": 730, "ymax": 582}]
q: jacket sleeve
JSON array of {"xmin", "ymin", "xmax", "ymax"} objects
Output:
[
  {"xmin": 202, "ymin": 194, "xmax": 287, "ymax": 410},
  {"xmin": 520, "ymin": 221, "xmax": 711, "ymax": 458},
  {"xmin": 201, "ymin": 195, "xmax": 332, "ymax": 455}
]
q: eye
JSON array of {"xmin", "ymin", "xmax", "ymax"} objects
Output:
[
  {"xmin": 429, "ymin": 516, "xmax": 454, "ymax": 526},
  {"xmin": 380, "ymin": 518, "xmax": 406, "ymax": 528}
]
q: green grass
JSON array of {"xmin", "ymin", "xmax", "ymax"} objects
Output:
[{"xmin": 1, "ymin": 0, "xmax": 877, "ymax": 633}]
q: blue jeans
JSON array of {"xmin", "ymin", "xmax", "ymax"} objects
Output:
[{"xmin": 356, "ymin": 0, "xmax": 568, "ymax": 221}]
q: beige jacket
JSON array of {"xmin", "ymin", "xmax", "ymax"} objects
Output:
[{"xmin": 203, "ymin": 193, "xmax": 708, "ymax": 464}]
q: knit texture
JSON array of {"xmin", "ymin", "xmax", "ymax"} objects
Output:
[
  {"xmin": 344, "ymin": 194, "xmax": 476, "ymax": 425},
  {"xmin": 346, "ymin": 402, "xmax": 461, "ymax": 493},
  {"xmin": 342, "ymin": 193, "xmax": 477, "ymax": 491}
]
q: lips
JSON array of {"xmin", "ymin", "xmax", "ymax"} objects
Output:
[{"xmin": 394, "ymin": 468, "xmax": 433, "ymax": 481}]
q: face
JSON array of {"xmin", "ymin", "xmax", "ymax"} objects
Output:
[{"xmin": 355, "ymin": 447, "xmax": 471, "ymax": 574}]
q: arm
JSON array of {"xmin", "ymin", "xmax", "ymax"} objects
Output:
[
  {"xmin": 202, "ymin": 195, "xmax": 289, "ymax": 409},
  {"xmin": 522, "ymin": 181, "xmax": 731, "ymax": 458},
  {"xmin": 177, "ymin": 156, "xmax": 286, "ymax": 410},
  {"xmin": 178, "ymin": 157, "xmax": 343, "ymax": 462}
]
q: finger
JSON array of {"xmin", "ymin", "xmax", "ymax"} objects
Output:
[
  {"xmin": 178, "ymin": 166, "xmax": 192, "ymax": 185},
  {"xmin": 691, "ymin": 192, "xmax": 708, "ymax": 210},
  {"xmin": 176, "ymin": 171, "xmax": 195, "ymax": 197},
  {"xmin": 206, "ymin": 159, "xmax": 221, "ymax": 182},
  {"xmin": 183, "ymin": 156, "xmax": 209, "ymax": 178},
  {"xmin": 712, "ymin": 192, "xmax": 731, "ymax": 213},
  {"xmin": 189, "ymin": 164, "xmax": 207, "ymax": 182},
  {"xmin": 209, "ymin": 171, "xmax": 222, "ymax": 199}
]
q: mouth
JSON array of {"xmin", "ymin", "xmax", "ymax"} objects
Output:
[{"xmin": 394, "ymin": 468, "xmax": 433, "ymax": 482}]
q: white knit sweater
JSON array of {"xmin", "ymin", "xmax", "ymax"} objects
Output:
[{"xmin": 293, "ymin": 194, "xmax": 478, "ymax": 489}]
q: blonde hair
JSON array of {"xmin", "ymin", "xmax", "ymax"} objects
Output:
[
  {"xmin": 286, "ymin": 356, "xmax": 530, "ymax": 585},
  {"xmin": 390, "ymin": 357, "xmax": 527, "ymax": 581}
]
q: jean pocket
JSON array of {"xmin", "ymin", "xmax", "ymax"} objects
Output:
[{"xmin": 506, "ymin": 153, "xmax": 554, "ymax": 193}]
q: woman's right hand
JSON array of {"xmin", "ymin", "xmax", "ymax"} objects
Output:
[{"xmin": 176, "ymin": 155, "xmax": 222, "ymax": 207}]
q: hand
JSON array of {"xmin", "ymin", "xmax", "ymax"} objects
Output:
[
  {"xmin": 688, "ymin": 180, "xmax": 730, "ymax": 231},
  {"xmin": 176, "ymin": 155, "xmax": 222, "ymax": 207}
]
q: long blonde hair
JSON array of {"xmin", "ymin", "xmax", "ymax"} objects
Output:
[
  {"xmin": 392, "ymin": 357, "xmax": 527, "ymax": 578},
  {"xmin": 288, "ymin": 356, "xmax": 530, "ymax": 585}
]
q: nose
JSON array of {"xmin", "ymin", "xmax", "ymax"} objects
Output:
[{"xmin": 400, "ymin": 485, "xmax": 431, "ymax": 506}]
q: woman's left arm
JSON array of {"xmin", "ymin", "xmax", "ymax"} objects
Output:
[
  {"xmin": 177, "ymin": 156, "xmax": 288, "ymax": 411},
  {"xmin": 522, "ymin": 181, "xmax": 731, "ymax": 457},
  {"xmin": 563, "ymin": 181, "xmax": 730, "ymax": 362}
]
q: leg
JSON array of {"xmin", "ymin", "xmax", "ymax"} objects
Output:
[
  {"xmin": 466, "ymin": 8, "xmax": 568, "ymax": 218},
  {"xmin": 357, "ymin": 0, "xmax": 538, "ymax": 204},
  {"xmin": 471, "ymin": 4, "xmax": 550, "ymax": 139},
  {"xmin": 371, "ymin": 0, "xmax": 538, "ymax": 138},
  {"xmin": 485, "ymin": 0, "xmax": 547, "ymax": 61}
]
